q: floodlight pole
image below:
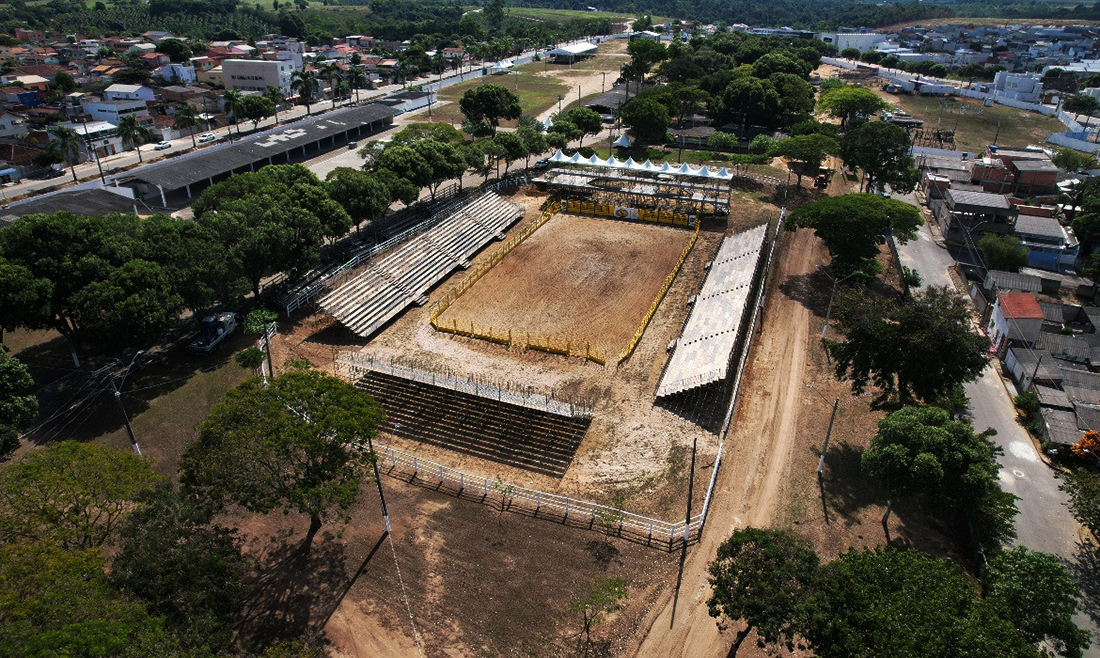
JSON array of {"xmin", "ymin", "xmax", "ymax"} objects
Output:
[
  {"xmin": 816, "ymin": 397, "xmax": 839, "ymax": 477},
  {"xmin": 367, "ymin": 435, "xmax": 391, "ymax": 533}
]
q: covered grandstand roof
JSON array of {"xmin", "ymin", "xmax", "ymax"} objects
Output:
[
  {"xmin": 1, "ymin": 186, "xmax": 142, "ymax": 226},
  {"xmin": 656, "ymin": 225, "xmax": 768, "ymax": 398},
  {"xmin": 112, "ymin": 103, "xmax": 397, "ymax": 191},
  {"xmin": 548, "ymin": 150, "xmax": 736, "ymax": 181}
]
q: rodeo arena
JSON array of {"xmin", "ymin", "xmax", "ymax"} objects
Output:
[{"xmin": 280, "ymin": 148, "xmax": 782, "ymax": 550}]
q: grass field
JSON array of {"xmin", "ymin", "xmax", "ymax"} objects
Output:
[
  {"xmin": 432, "ymin": 62, "xmax": 571, "ymax": 125},
  {"xmin": 883, "ymin": 92, "xmax": 1066, "ymax": 152},
  {"xmin": 507, "ymin": 6, "xmax": 641, "ymax": 21}
]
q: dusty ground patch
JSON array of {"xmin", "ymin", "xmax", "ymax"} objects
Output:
[{"xmin": 438, "ymin": 214, "xmax": 694, "ymax": 357}]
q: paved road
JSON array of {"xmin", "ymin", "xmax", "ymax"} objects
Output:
[{"xmin": 891, "ymin": 189, "xmax": 1100, "ymax": 655}]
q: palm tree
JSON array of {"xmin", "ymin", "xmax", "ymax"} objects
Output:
[
  {"xmin": 318, "ymin": 61, "xmax": 342, "ymax": 110},
  {"xmin": 173, "ymin": 103, "xmax": 201, "ymax": 148},
  {"xmin": 116, "ymin": 114, "xmax": 151, "ymax": 163},
  {"xmin": 47, "ymin": 125, "xmax": 83, "ymax": 183},
  {"xmin": 223, "ymin": 90, "xmax": 242, "ymax": 136},
  {"xmin": 265, "ymin": 86, "xmax": 286, "ymax": 125},
  {"xmin": 346, "ymin": 66, "xmax": 367, "ymax": 104},
  {"xmin": 290, "ymin": 69, "xmax": 318, "ymax": 116}
]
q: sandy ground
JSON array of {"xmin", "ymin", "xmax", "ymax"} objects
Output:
[{"xmin": 439, "ymin": 214, "xmax": 693, "ymax": 356}]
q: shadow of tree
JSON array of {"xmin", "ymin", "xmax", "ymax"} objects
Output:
[
  {"xmin": 1067, "ymin": 543, "xmax": 1100, "ymax": 629},
  {"xmin": 584, "ymin": 539, "xmax": 621, "ymax": 571},
  {"xmin": 821, "ymin": 441, "xmax": 878, "ymax": 526},
  {"xmin": 777, "ymin": 267, "xmax": 834, "ymax": 319},
  {"xmin": 235, "ymin": 528, "xmax": 352, "ymax": 652}
]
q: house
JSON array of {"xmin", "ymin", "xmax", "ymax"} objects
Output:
[
  {"xmin": 987, "ymin": 291, "xmax": 1044, "ymax": 356},
  {"xmin": 1010, "ymin": 159, "xmax": 1059, "ymax": 195},
  {"xmin": 140, "ymin": 52, "xmax": 171, "ymax": 69},
  {"xmin": 992, "ymin": 71, "xmax": 1043, "ymax": 103},
  {"xmin": 1013, "ymin": 212, "xmax": 1078, "ymax": 273},
  {"xmin": 104, "ymin": 84, "xmax": 156, "ymax": 102},
  {"xmin": 0, "ymin": 111, "xmax": 28, "ymax": 139},
  {"xmin": 938, "ymin": 188, "xmax": 1018, "ymax": 247},
  {"xmin": 80, "ymin": 97, "xmax": 150, "ymax": 125},
  {"xmin": 221, "ymin": 59, "xmax": 295, "ymax": 95},
  {"xmin": 160, "ymin": 62, "xmax": 197, "ymax": 83}
]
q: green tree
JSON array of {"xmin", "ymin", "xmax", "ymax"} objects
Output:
[
  {"xmin": 626, "ymin": 37, "xmax": 668, "ymax": 78},
  {"xmin": 46, "ymin": 124, "xmax": 83, "ymax": 183},
  {"xmin": 809, "ymin": 547, "xmax": 1039, "ymax": 658},
  {"xmin": 770, "ymin": 72, "xmax": 816, "ymax": 125},
  {"xmin": 0, "ymin": 441, "xmax": 163, "ymax": 549},
  {"xmin": 54, "ymin": 70, "xmax": 78, "ymax": 94},
  {"xmin": 1052, "ymin": 147, "xmax": 1097, "ymax": 173},
  {"xmin": 840, "ymin": 47, "xmax": 861, "ymax": 59},
  {"xmin": 771, "ymin": 134, "xmax": 839, "ymax": 186},
  {"xmin": 751, "ymin": 51, "xmax": 809, "ymax": 80},
  {"xmin": 484, "ymin": 0, "xmax": 505, "ymax": 33},
  {"xmin": 0, "ymin": 350, "xmax": 37, "ymax": 460},
  {"xmin": 110, "ymin": 485, "xmax": 251, "ymax": 652},
  {"xmin": 490, "ymin": 130, "xmax": 526, "ymax": 176},
  {"xmin": 346, "ymin": 65, "xmax": 367, "ymax": 104},
  {"xmin": 155, "ymin": 37, "xmax": 193, "ymax": 63},
  {"xmin": 318, "ymin": 60, "xmax": 342, "ymax": 110},
  {"xmin": 517, "ymin": 123, "xmax": 547, "ymax": 168},
  {"xmin": 0, "ymin": 542, "xmax": 168, "ymax": 657},
  {"xmin": 290, "ymin": 69, "xmax": 319, "ymax": 116},
  {"xmin": 325, "ymin": 167, "xmax": 390, "ymax": 236},
  {"xmin": 706, "ymin": 527, "xmax": 820, "ymax": 655},
  {"xmin": 237, "ymin": 94, "xmax": 275, "ymax": 129},
  {"xmin": 1060, "ymin": 468, "xmax": 1100, "ymax": 536},
  {"xmin": 223, "ymin": 89, "xmax": 243, "ymax": 136},
  {"xmin": 826, "ymin": 287, "xmax": 990, "ymax": 407},
  {"xmin": 978, "ymin": 233, "xmax": 1029, "ymax": 272},
  {"xmin": 620, "ymin": 96, "xmax": 670, "ymax": 144},
  {"xmin": 265, "ymin": 85, "xmax": 286, "ymax": 125},
  {"xmin": 841, "ymin": 121, "xmax": 919, "ymax": 193},
  {"xmin": 1064, "ymin": 94, "xmax": 1100, "ymax": 130},
  {"xmin": 375, "ymin": 144, "xmax": 432, "ymax": 197},
  {"xmin": 560, "ymin": 107, "xmax": 602, "ymax": 148},
  {"xmin": 116, "ymin": 113, "xmax": 151, "ymax": 163},
  {"xmin": 412, "ymin": 139, "xmax": 469, "ymax": 197},
  {"xmin": 720, "ymin": 77, "xmax": 780, "ymax": 130},
  {"xmin": 862, "ymin": 405, "xmax": 1018, "ymax": 550},
  {"xmin": 458, "ymin": 83, "xmax": 521, "ymax": 136},
  {"xmin": 180, "ymin": 368, "xmax": 384, "ymax": 541},
  {"xmin": 786, "ymin": 193, "xmax": 922, "ymax": 275},
  {"xmin": 173, "ymin": 102, "xmax": 202, "ymax": 148},
  {"xmin": 982, "ymin": 546, "xmax": 1090, "ymax": 658},
  {"xmin": 70, "ymin": 258, "xmax": 186, "ymax": 347},
  {"xmin": 817, "ymin": 84, "xmax": 889, "ymax": 129},
  {"xmin": 570, "ymin": 576, "xmax": 627, "ymax": 645}
]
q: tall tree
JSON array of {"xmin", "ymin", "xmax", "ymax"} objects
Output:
[
  {"xmin": 237, "ymin": 94, "xmax": 275, "ymax": 130},
  {"xmin": 707, "ymin": 527, "xmax": 820, "ymax": 656},
  {"xmin": 817, "ymin": 84, "xmax": 889, "ymax": 129},
  {"xmin": 1064, "ymin": 94, "xmax": 1100, "ymax": 130},
  {"xmin": 346, "ymin": 66, "xmax": 367, "ymax": 104},
  {"xmin": 0, "ymin": 441, "xmax": 164, "ymax": 549},
  {"xmin": 978, "ymin": 233, "xmax": 1029, "ymax": 272},
  {"xmin": 560, "ymin": 107, "xmax": 603, "ymax": 148},
  {"xmin": 110, "ymin": 485, "xmax": 251, "ymax": 652},
  {"xmin": 318, "ymin": 60, "xmax": 342, "ymax": 110},
  {"xmin": 489, "ymin": 130, "xmax": 526, "ymax": 176},
  {"xmin": 786, "ymin": 193, "xmax": 922, "ymax": 275},
  {"xmin": 517, "ymin": 123, "xmax": 547, "ymax": 168},
  {"xmin": 375, "ymin": 144, "xmax": 432, "ymax": 198},
  {"xmin": 720, "ymin": 77, "xmax": 781, "ymax": 130},
  {"xmin": 265, "ymin": 85, "xmax": 286, "ymax": 125},
  {"xmin": 180, "ymin": 367, "xmax": 384, "ymax": 542},
  {"xmin": 570, "ymin": 576, "xmax": 627, "ymax": 646},
  {"xmin": 173, "ymin": 102, "xmax": 202, "ymax": 148},
  {"xmin": 826, "ymin": 286, "xmax": 990, "ymax": 407},
  {"xmin": 771, "ymin": 134, "xmax": 839, "ymax": 186},
  {"xmin": 841, "ymin": 120, "xmax": 919, "ymax": 193},
  {"xmin": 116, "ymin": 114, "xmax": 151, "ymax": 163},
  {"xmin": 619, "ymin": 96, "xmax": 670, "ymax": 144},
  {"xmin": 325, "ymin": 167, "xmax": 390, "ymax": 236},
  {"xmin": 0, "ymin": 350, "xmax": 37, "ymax": 461},
  {"xmin": 222, "ymin": 89, "xmax": 243, "ymax": 136},
  {"xmin": 290, "ymin": 69, "xmax": 319, "ymax": 116},
  {"xmin": 862, "ymin": 405, "xmax": 1018, "ymax": 550},
  {"xmin": 1060, "ymin": 468, "xmax": 1100, "ymax": 537},
  {"xmin": 46, "ymin": 124, "xmax": 83, "ymax": 183},
  {"xmin": 459, "ymin": 83, "xmax": 521, "ymax": 136},
  {"xmin": 981, "ymin": 546, "xmax": 1091, "ymax": 658},
  {"xmin": 411, "ymin": 139, "xmax": 468, "ymax": 198}
]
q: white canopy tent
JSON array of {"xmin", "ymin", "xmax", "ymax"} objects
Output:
[{"xmin": 547, "ymin": 149, "xmax": 734, "ymax": 181}]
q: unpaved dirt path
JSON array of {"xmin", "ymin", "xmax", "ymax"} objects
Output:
[{"xmin": 630, "ymin": 227, "xmax": 821, "ymax": 657}]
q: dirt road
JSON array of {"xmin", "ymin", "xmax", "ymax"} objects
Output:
[{"xmin": 630, "ymin": 228, "xmax": 820, "ymax": 657}]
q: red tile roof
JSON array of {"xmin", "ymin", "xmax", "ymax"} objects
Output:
[{"xmin": 998, "ymin": 292, "xmax": 1044, "ymax": 320}]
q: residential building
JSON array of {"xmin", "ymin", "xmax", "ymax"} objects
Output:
[
  {"xmin": 221, "ymin": 59, "xmax": 294, "ymax": 95},
  {"xmin": 160, "ymin": 62, "xmax": 198, "ymax": 83},
  {"xmin": 104, "ymin": 84, "xmax": 156, "ymax": 102},
  {"xmin": 81, "ymin": 97, "xmax": 150, "ymax": 125},
  {"xmin": 937, "ymin": 188, "xmax": 1018, "ymax": 247},
  {"xmin": 1014, "ymin": 212, "xmax": 1079, "ymax": 273},
  {"xmin": 992, "ymin": 71, "xmax": 1044, "ymax": 103},
  {"xmin": 0, "ymin": 111, "xmax": 28, "ymax": 138},
  {"xmin": 988, "ymin": 291, "xmax": 1044, "ymax": 356}
]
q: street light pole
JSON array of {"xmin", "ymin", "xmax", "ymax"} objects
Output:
[
  {"xmin": 817, "ymin": 397, "xmax": 839, "ymax": 477},
  {"xmin": 112, "ymin": 350, "xmax": 144, "ymax": 455}
]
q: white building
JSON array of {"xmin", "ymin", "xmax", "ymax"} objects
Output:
[
  {"xmin": 81, "ymin": 98, "xmax": 150, "ymax": 125},
  {"xmin": 0, "ymin": 111, "xmax": 27, "ymax": 138},
  {"xmin": 160, "ymin": 62, "xmax": 197, "ymax": 83},
  {"xmin": 104, "ymin": 83, "xmax": 156, "ymax": 102},
  {"xmin": 987, "ymin": 291, "xmax": 1044, "ymax": 357},
  {"xmin": 992, "ymin": 71, "xmax": 1043, "ymax": 103},
  {"xmin": 221, "ymin": 58, "xmax": 295, "ymax": 95},
  {"xmin": 816, "ymin": 32, "xmax": 886, "ymax": 53},
  {"xmin": 66, "ymin": 120, "xmax": 124, "ymax": 159}
]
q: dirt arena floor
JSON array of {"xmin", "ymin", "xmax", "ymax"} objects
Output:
[{"xmin": 437, "ymin": 214, "xmax": 694, "ymax": 357}]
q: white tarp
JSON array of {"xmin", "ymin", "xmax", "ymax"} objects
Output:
[{"xmin": 547, "ymin": 149, "xmax": 735, "ymax": 180}]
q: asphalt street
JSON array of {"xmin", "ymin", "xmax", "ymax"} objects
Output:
[{"xmin": 891, "ymin": 189, "xmax": 1099, "ymax": 654}]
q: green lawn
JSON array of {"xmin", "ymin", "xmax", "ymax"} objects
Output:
[
  {"xmin": 433, "ymin": 62, "xmax": 573, "ymax": 125},
  {"xmin": 884, "ymin": 93, "xmax": 1067, "ymax": 153}
]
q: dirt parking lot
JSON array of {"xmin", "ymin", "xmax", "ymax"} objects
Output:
[{"xmin": 439, "ymin": 214, "xmax": 694, "ymax": 357}]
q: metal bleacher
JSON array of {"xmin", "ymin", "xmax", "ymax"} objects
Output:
[
  {"xmin": 656, "ymin": 224, "xmax": 768, "ymax": 399},
  {"xmin": 321, "ymin": 191, "xmax": 523, "ymax": 338}
]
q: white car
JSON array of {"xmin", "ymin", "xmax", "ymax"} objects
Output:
[
  {"xmin": 198, "ymin": 132, "xmax": 216, "ymax": 143},
  {"xmin": 154, "ymin": 141, "xmax": 171, "ymax": 150}
]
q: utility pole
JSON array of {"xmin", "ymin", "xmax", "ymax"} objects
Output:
[
  {"xmin": 112, "ymin": 350, "xmax": 144, "ymax": 455},
  {"xmin": 367, "ymin": 436, "xmax": 391, "ymax": 533},
  {"xmin": 817, "ymin": 398, "xmax": 839, "ymax": 477}
]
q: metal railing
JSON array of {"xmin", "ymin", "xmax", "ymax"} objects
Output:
[{"xmin": 370, "ymin": 441, "xmax": 723, "ymax": 551}]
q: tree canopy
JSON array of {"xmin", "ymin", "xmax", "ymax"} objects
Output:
[
  {"xmin": 1060, "ymin": 468, "xmax": 1100, "ymax": 537},
  {"xmin": 786, "ymin": 193, "xmax": 922, "ymax": 275},
  {"xmin": 771, "ymin": 134, "xmax": 839, "ymax": 186},
  {"xmin": 840, "ymin": 120, "xmax": 920, "ymax": 194},
  {"xmin": 707, "ymin": 527, "xmax": 820, "ymax": 654},
  {"xmin": 862, "ymin": 405, "xmax": 1018, "ymax": 551},
  {"xmin": 180, "ymin": 367, "xmax": 384, "ymax": 539},
  {"xmin": 0, "ymin": 351, "xmax": 37, "ymax": 460},
  {"xmin": 978, "ymin": 233, "xmax": 1029, "ymax": 273},
  {"xmin": 817, "ymin": 85, "xmax": 889, "ymax": 129},
  {"xmin": 458, "ymin": 83, "xmax": 521, "ymax": 136},
  {"xmin": 826, "ymin": 286, "xmax": 990, "ymax": 407},
  {"xmin": 325, "ymin": 167, "xmax": 390, "ymax": 235},
  {"xmin": 619, "ymin": 96, "xmax": 670, "ymax": 144},
  {"xmin": 0, "ymin": 441, "xmax": 164, "ymax": 550}
]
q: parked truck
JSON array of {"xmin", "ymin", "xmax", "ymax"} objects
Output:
[{"xmin": 187, "ymin": 312, "xmax": 241, "ymax": 354}]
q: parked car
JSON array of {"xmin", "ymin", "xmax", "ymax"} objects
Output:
[
  {"xmin": 347, "ymin": 140, "xmax": 358, "ymax": 150},
  {"xmin": 198, "ymin": 132, "xmax": 216, "ymax": 143},
  {"xmin": 154, "ymin": 141, "xmax": 171, "ymax": 150},
  {"xmin": 533, "ymin": 159, "xmax": 549, "ymax": 169}
]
